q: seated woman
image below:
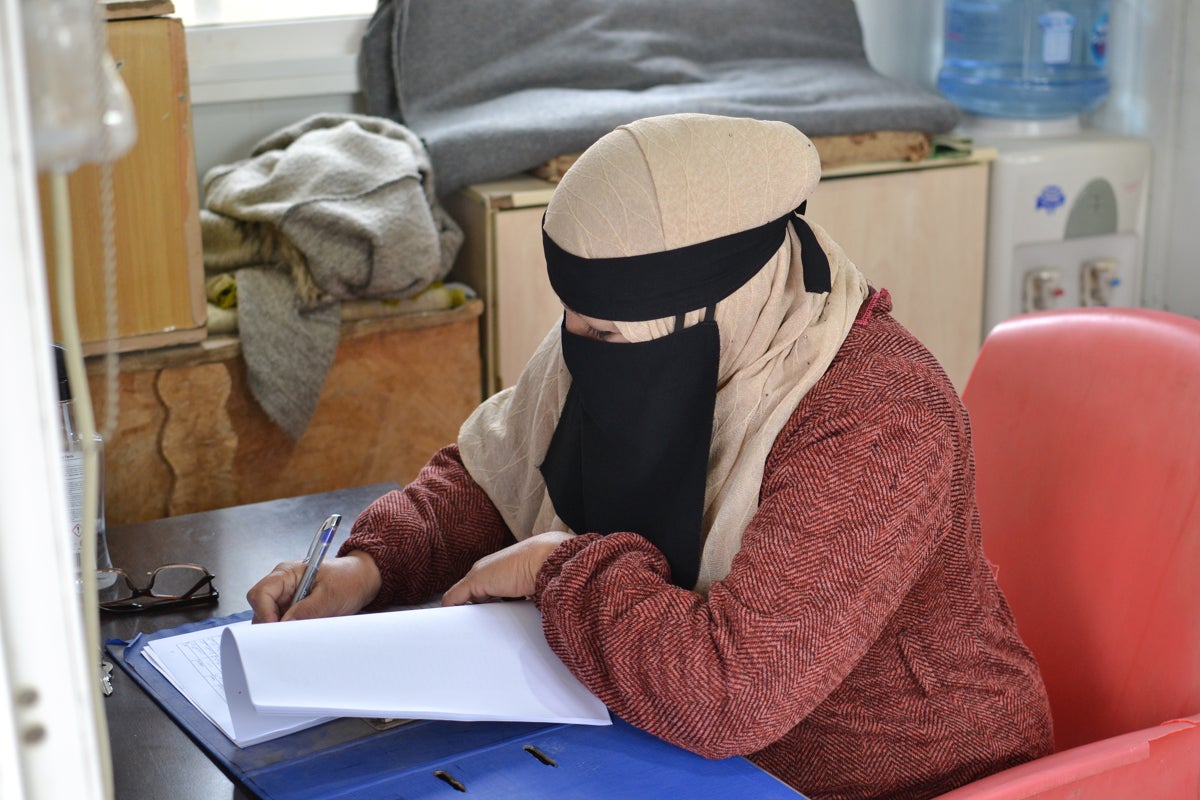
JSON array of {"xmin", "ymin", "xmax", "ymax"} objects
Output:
[{"xmin": 248, "ymin": 113, "xmax": 1053, "ymax": 800}]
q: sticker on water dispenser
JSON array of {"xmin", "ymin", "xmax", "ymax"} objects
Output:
[
  {"xmin": 1039, "ymin": 12, "xmax": 1076, "ymax": 65},
  {"xmin": 1035, "ymin": 185, "xmax": 1066, "ymax": 213},
  {"xmin": 1091, "ymin": 11, "xmax": 1109, "ymax": 64}
]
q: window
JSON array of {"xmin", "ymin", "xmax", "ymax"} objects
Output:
[
  {"xmin": 176, "ymin": 2, "xmax": 374, "ymax": 105},
  {"xmin": 173, "ymin": 0, "xmax": 377, "ymax": 26}
]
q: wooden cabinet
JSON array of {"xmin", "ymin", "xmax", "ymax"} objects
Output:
[
  {"xmin": 808, "ymin": 159, "xmax": 991, "ymax": 391},
  {"xmin": 46, "ymin": 8, "xmax": 487, "ymax": 527},
  {"xmin": 445, "ymin": 155, "xmax": 992, "ymax": 395},
  {"xmin": 444, "ymin": 180, "xmax": 565, "ymax": 396},
  {"xmin": 87, "ymin": 302, "xmax": 483, "ymax": 526},
  {"xmin": 40, "ymin": 12, "xmax": 206, "ymax": 355}
]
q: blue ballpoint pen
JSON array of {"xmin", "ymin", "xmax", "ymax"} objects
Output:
[{"xmin": 294, "ymin": 513, "xmax": 342, "ymax": 604}]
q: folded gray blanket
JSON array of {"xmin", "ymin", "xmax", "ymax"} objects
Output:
[
  {"xmin": 201, "ymin": 113, "xmax": 463, "ymax": 439},
  {"xmin": 362, "ymin": 0, "xmax": 961, "ymax": 196}
]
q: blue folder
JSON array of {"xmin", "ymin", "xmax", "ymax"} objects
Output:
[{"xmin": 109, "ymin": 612, "xmax": 806, "ymax": 799}]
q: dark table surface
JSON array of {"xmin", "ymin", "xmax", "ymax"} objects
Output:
[
  {"xmin": 100, "ymin": 482, "xmax": 807, "ymax": 800},
  {"xmin": 101, "ymin": 482, "xmax": 399, "ymax": 800}
]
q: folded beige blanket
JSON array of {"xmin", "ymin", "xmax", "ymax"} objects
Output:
[{"xmin": 200, "ymin": 113, "xmax": 463, "ymax": 439}]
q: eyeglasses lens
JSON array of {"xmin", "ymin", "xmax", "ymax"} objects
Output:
[
  {"xmin": 150, "ymin": 565, "xmax": 212, "ymax": 598},
  {"xmin": 98, "ymin": 564, "xmax": 217, "ymax": 613}
]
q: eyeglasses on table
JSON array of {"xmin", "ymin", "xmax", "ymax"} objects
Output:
[{"xmin": 97, "ymin": 563, "xmax": 219, "ymax": 614}]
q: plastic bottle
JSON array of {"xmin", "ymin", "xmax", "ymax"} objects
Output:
[
  {"xmin": 54, "ymin": 345, "xmax": 117, "ymax": 591},
  {"xmin": 938, "ymin": 0, "xmax": 1111, "ymax": 120},
  {"xmin": 21, "ymin": 0, "xmax": 137, "ymax": 170}
]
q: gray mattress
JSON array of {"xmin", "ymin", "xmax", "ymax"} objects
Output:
[{"xmin": 362, "ymin": 0, "xmax": 961, "ymax": 197}]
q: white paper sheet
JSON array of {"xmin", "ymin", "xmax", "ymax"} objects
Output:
[
  {"xmin": 142, "ymin": 601, "xmax": 610, "ymax": 748},
  {"xmin": 142, "ymin": 621, "xmax": 333, "ymax": 746},
  {"xmin": 223, "ymin": 601, "xmax": 611, "ymax": 725}
]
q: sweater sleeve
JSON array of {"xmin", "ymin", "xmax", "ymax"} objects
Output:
[
  {"xmin": 532, "ymin": 358, "xmax": 958, "ymax": 759},
  {"xmin": 338, "ymin": 444, "xmax": 515, "ymax": 608}
]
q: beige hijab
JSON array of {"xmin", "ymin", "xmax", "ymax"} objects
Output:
[{"xmin": 458, "ymin": 113, "xmax": 868, "ymax": 594}]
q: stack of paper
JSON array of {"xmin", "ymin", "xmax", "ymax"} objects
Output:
[{"xmin": 142, "ymin": 601, "xmax": 610, "ymax": 747}]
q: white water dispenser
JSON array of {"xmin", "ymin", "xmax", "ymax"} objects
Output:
[{"xmin": 965, "ymin": 118, "xmax": 1151, "ymax": 335}]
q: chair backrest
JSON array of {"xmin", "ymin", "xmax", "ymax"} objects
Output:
[
  {"xmin": 962, "ymin": 307, "xmax": 1200, "ymax": 752},
  {"xmin": 933, "ymin": 716, "xmax": 1200, "ymax": 800}
]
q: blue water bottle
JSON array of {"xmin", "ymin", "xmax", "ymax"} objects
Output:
[{"xmin": 938, "ymin": 0, "xmax": 1111, "ymax": 119}]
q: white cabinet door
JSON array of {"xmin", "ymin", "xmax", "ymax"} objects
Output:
[{"xmin": 809, "ymin": 162, "xmax": 989, "ymax": 391}]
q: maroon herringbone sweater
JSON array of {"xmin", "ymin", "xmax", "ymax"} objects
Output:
[{"xmin": 342, "ymin": 292, "xmax": 1054, "ymax": 799}]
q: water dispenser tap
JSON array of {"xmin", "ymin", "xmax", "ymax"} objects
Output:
[
  {"xmin": 1082, "ymin": 258, "xmax": 1120, "ymax": 306},
  {"xmin": 1023, "ymin": 268, "xmax": 1065, "ymax": 313}
]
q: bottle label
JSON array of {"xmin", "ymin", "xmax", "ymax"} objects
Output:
[
  {"xmin": 64, "ymin": 451, "xmax": 85, "ymax": 556},
  {"xmin": 1091, "ymin": 10, "xmax": 1110, "ymax": 65},
  {"xmin": 1040, "ymin": 11, "xmax": 1077, "ymax": 65}
]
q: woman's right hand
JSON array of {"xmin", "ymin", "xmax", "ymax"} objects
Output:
[{"xmin": 246, "ymin": 549, "xmax": 382, "ymax": 623}]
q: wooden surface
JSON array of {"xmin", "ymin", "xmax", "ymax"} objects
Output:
[
  {"xmin": 809, "ymin": 161, "xmax": 990, "ymax": 391},
  {"xmin": 810, "ymin": 131, "xmax": 932, "ymax": 168},
  {"xmin": 447, "ymin": 160, "xmax": 990, "ymax": 395},
  {"xmin": 102, "ymin": 483, "xmax": 399, "ymax": 800},
  {"xmin": 493, "ymin": 207, "xmax": 563, "ymax": 391},
  {"xmin": 530, "ymin": 131, "xmax": 934, "ymax": 182},
  {"xmin": 40, "ymin": 15, "xmax": 205, "ymax": 355},
  {"xmin": 89, "ymin": 302, "xmax": 483, "ymax": 525},
  {"xmin": 104, "ymin": 0, "xmax": 175, "ymax": 19},
  {"xmin": 443, "ymin": 193, "xmax": 499, "ymax": 396}
]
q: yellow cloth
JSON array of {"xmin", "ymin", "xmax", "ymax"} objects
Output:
[{"xmin": 205, "ymin": 272, "xmax": 238, "ymax": 309}]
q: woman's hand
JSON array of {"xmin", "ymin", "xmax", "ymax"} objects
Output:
[
  {"xmin": 442, "ymin": 531, "xmax": 576, "ymax": 606},
  {"xmin": 246, "ymin": 549, "xmax": 382, "ymax": 623}
]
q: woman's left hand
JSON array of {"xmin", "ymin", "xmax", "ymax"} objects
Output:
[{"xmin": 442, "ymin": 531, "xmax": 576, "ymax": 606}]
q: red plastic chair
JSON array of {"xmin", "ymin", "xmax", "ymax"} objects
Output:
[
  {"xmin": 933, "ymin": 716, "xmax": 1200, "ymax": 800},
  {"xmin": 961, "ymin": 308, "xmax": 1200, "ymax": 752}
]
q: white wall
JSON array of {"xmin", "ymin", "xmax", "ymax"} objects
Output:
[
  {"xmin": 193, "ymin": 93, "xmax": 362, "ymax": 191},
  {"xmin": 184, "ymin": 16, "xmax": 366, "ymax": 185},
  {"xmin": 1160, "ymin": 3, "xmax": 1200, "ymax": 316},
  {"xmin": 1088, "ymin": 0, "xmax": 1199, "ymax": 315},
  {"xmin": 853, "ymin": 0, "xmax": 943, "ymax": 91}
]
